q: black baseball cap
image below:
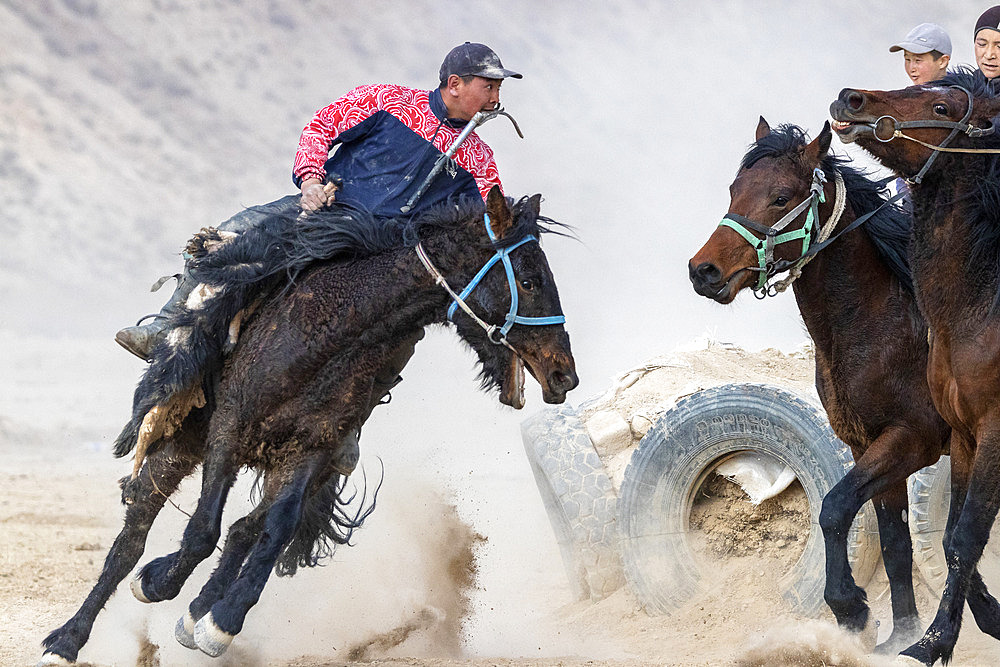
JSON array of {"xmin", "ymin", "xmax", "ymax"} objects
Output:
[
  {"xmin": 976, "ymin": 5, "xmax": 1000, "ymax": 36},
  {"xmin": 439, "ymin": 42, "xmax": 522, "ymax": 83}
]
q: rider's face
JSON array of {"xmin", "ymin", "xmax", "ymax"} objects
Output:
[
  {"xmin": 447, "ymin": 76, "xmax": 502, "ymax": 120},
  {"xmin": 976, "ymin": 29, "xmax": 1000, "ymax": 79},
  {"xmin": 903, "ymin": 50, "xmax": 949, "ymax": 85}
]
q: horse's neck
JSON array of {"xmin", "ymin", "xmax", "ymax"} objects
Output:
[
  {"xmin": 792, "ymin": 214, "xmax": 899, "ymax": 355},
  {"xmin": 909, "ymin": 177, "xmax": 992, "ymax": 327}
]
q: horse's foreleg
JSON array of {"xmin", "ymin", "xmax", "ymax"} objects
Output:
[
  {"xmin": 901, "ymin": 432, "xmax": 1000, "ymax": 665},
  {"xmin": 175, "ymin": 497, "xmax": 271, "ymax": 649},
  {"xmin": 131, "ymin": 435, "xmax": 239, "ymax": 604},
  {"xmin": 819, "ymin": 426, "xmax": 934, "ymax": 639},
  {"xmin": 193, "ymin": 450, "xmax": 331, "ymax": 657},
  {"xmin": 871, "ymin": 483, "xmax": 922, "ymax": 652},
  {"xmin": 40, "ymin": 453, "xmax": 197, "ymax": 664}
]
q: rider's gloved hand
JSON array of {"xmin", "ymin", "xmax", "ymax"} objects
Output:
[{"xmin": 300, "ymin": 178, "xmax": 339, "ymax": 212}]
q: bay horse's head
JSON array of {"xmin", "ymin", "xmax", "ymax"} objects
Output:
[
  {"xmin": 688, "ymin": 117, "xmax": 833, "ymax": 303},
  {"xmin": 426, "ymin": 186, "xmax": 578, "ymax": 407},
  {"xmin": 830, "ymin": 67, "xmax": 1000, "ymax": 183}
]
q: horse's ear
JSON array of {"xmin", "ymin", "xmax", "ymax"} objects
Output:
[
  {"xmin": 804, "ymin": 121, "xmax": 833, "ymax": 164},
  {"xmin": 755, "ymin": 116, "xmax": 771, "ymax": 141},
  {"xmin": 486, "ymin": 185, "xmax": 513, "ymax": 238},
  {"xmin": 526, "ymin": 193, "xmax": 542, "ymax": 219}
]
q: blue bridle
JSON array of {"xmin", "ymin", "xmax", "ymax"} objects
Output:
[{"xmin": 416, "ymin": 213, "xmax": 566, "ymax": 348}]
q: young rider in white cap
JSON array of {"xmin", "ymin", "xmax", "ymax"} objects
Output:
[{"xmin": 889, "ymin": 22, "xmax": 952, "ymax": 85}]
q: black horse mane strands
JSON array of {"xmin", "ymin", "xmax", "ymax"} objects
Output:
[
  {"xmin": 936, "ymin": 67, "xmax": 1000, "ymax": 298},
  {"xmin": 743, "ymin": 123, "xmax": 915, "ymax": 295}
]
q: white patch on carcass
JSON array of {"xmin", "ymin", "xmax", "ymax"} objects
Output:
[
  {"xmin": 186, "ymin": 283, "xmax": 220, "ymax": 310},
  {"xmin": 166, "ymin": 326, "xmax": 192, "ymax": 349}
]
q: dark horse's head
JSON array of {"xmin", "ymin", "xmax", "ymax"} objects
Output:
[
  {"xmin": 829, "ymin": 67, "xmax": 1000, "ymax": 181},
  {"xmin": 689, "ymin": 118, "xmax": 835, "ymax": 303},
  {"xmin": 424, "ymin": 186, "xmax": 578, "ymax": 407}
]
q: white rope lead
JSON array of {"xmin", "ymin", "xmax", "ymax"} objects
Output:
[{"xmin": 771, "ymin": 170, "xmax": 847, "ymax": 294}]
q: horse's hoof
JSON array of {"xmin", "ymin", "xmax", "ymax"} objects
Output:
[
  {"xmin": 36, "ymin": 652, "xmax": 73, "ymax": 666},
  {"xmin": 858, "ymin": 616, "xmax": 878, "ymax": 653},
  {"xmin": 194, "ymin": 611, "xmax": 234, "ymax": 657},
  {"xmin": 175, "ymin": 611, "xmax": 198, "ymax": 650},
  {"xmin": 130, "ymin": 575, "xmax": 152, "ymax": 603}
]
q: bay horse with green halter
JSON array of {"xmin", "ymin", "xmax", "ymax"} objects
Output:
[
  {"xmin": 689, "ymin": 118, "xmax": 949, "ymax": 652},
  {"xmin": 830, "ymin": 66, "xmax": 1000, "ymax": 666},
  {"xmin": 39, "ymin": 186, "xmax": 578, "ymax": 663}
]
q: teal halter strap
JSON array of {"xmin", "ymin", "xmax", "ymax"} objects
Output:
[{"xmin": 717, "ymin": 167, "xmax": 826, "ymax": 291}]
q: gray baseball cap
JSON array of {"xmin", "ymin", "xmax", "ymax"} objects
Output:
[
  {"xmin": 889, "ymin": 23, "xmax": 952, "ymax": 55},
  {"xmin": 439, "ymin": 42, "xmax": 522, "ymax": 83}
]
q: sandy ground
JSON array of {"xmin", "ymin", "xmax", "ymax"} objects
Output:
[{"xmin": 4, "ymin": 338, "xmax": 1000, "ymax": 667}]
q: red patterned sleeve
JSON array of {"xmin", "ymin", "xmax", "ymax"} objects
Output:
[
  {"xmin": 462, "ymin": 136, "xmax": 503, "ymax": 201},
  {"xmin": 292, "ymin": 84, "xmax": 384, "ymax": 184}
]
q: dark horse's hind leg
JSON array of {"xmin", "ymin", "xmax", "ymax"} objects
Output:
[
  {"xmin": 131, "ymin": 435, "xmax": 240, "ymax": 604},
  {"xmin": 174, "ymin": 497, "xmax": 271, "ymax": 649},
  {"xmin": 40, "ymin": 452, "xmax": 198, "ymax": 664},
  {"xmin": 819, "ymin": 426, "xmax": 934, "ymax": 644},
  {"xmin": 192, "ymin": 450, "xmax": 332, "ymax": 657},
  {"xmin": 901, "ymin": 435, "xmax": 1000, "ymax": 665}
]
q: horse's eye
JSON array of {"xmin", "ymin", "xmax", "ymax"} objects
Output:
[
  {"xmin": 773, "ymin": 196, "xmax": 789, "ymax": 207},
  {"xmin": 933, "ymin": 103, "xmax": 949, "ymax": 115},
  {"xmin": 520, "ymin": 279, "xmax": 535, "ymax": 291}
]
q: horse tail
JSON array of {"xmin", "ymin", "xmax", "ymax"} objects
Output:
[{"xmin": 274, "ymin": 465, "xmax": 382, "ymax": 577}]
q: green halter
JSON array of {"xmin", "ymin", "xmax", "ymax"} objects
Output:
[{"xmin": 717, "ymin": 167, "xmax": 827, "ymax": 292}]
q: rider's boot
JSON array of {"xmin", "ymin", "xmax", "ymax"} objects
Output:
[{"xmin": 115, "ymin": 269, "xmax": 199, "ymax": 361}]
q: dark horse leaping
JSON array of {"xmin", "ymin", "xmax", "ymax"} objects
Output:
[
  {"xmin": 830, "ymin": 67, "xmax": 1000, "ymax": 666},
  {"xmin": 688, "ymin": 119, "xmax": 949, "ymax": 652},
  {"xmin": 40, "ymin": 186, "xmax": 578, "ymax": 664}
]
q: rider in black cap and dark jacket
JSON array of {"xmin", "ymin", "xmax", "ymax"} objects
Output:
[{"xmin": 975, "ymin": 6, "xmax": 1000, "ymax": 87}]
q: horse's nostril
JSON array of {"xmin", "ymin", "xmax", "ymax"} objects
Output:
[
  {"xmin": 551, "ymin": 370, "xmax": 578, "ymax": 392},
  {"xmin": 694, "ymin": 262, "xmax": 722, "ymax": 285},
  {"xmin": 846, "ymin": 91, "xmax": 865, "ymax": 112}
]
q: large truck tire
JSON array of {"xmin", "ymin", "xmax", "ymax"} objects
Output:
[
  {"xmin": 618, "ymin": 383, "xmax": 880, "ymax": 615},
  {"xmin": 909, "ymin": 456, "xmax": 1000, "ymax": 596},
  {"xmin": 521, "ymin": 405, "xmax": 625, "ymax": 601}
]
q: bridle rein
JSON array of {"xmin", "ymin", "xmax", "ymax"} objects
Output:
[{"xmin": 414, "ymin": 213, "xmax": 565, "ymax": 352}]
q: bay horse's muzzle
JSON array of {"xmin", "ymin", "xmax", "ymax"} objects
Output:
[{"xmin": 689, "ymin": 260, "xmax": 725, "ymax": 297}]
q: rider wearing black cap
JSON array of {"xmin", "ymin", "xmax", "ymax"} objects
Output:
[
  {"xmin": 116, "ymin": 42, "xmax": 522, "ymax": 361},
  {"xmin": 976, "ymin": 6, "xmax": 1000, "ymax": 82}
]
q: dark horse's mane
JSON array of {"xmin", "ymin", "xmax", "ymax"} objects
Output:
[
  {"xmin": 741, "ymin": 124, "xmax": 914, "ymax": 294},
  {"xmin": 193, "ymin": 194, "xmax": 569, "ymax": 291},
  {"xmin": 935, "ymin": 67, "xmax": 1000, "ymax": 289}
]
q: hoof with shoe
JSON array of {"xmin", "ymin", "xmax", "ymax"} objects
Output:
[
  {"xmin": 130, "ymin": 575, "xmax": 152, "ymax": 604},
  {"xmin": 175, "ymin": 611, "xmax": 198, "ymax": 650},
  {"xmin": 36, "ymin": 653, "xmax": 73, "ymax": 666},
  {"xmin": 194, "ymin": 611, "xmax": 234, "ymax": 657}
]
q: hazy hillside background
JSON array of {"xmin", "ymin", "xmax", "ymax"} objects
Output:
[{"xmin": 0, "ymin": 0, "xmax": 974, "ymax": 660}]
